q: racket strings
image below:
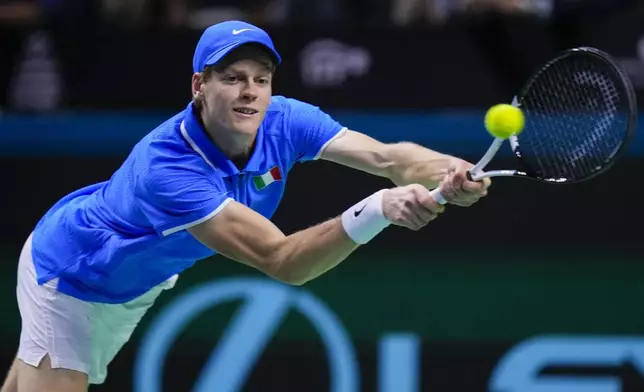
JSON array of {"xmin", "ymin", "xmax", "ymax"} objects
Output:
[
  {"xmin": 525, "ymin": 61, "xmax": 619, "ymax": 177},
  {"xmin": 566, "ymin": 62, "xmax": 622, "ymax": 174},
  {"xmin": 547, "ymin": 62, "xmax": 616, "ymax": 177},
  {"xmin": 516, "ymin": 54, "xmax": 629, "ymax": 181}
]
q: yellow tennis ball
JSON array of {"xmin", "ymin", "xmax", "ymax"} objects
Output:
[{"xmin": 484, "ymin": 104, "xmax": 525, "ymax": 139}]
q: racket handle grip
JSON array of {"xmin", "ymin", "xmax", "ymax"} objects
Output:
[{"xmin": 429, "ymin": 188, "xmax": 447, "ymax": 205}]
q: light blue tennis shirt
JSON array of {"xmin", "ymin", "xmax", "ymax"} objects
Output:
[{"xmin": 31, "ymin": 96, "xmax": 345, "ymax": 304}]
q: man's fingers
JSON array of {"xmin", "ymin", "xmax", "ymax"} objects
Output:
[
  {"xmin": 393, "ymin": 185, "xmax": 443, "ymax": 230},
  {"xmin": 409, "ymin": 185, "xmax": 445, "ymax": 214},
  {"xmin": 407, "ymin": 203, "xmax": 441, "ymax": 230},
  {"xmin": 451, "ymin": 171, "xmax": 465, "ymax": 189},
  {"xmin": 437, "ymin": 159, "xmax": 492, "ymax": 207},
  {"xmin": 405, "ymin": 210, "xmax": 425, "ymax": 230},
  {"xmin": 461, "ymin": 180, "xmax": 487, "ymax": 195}
]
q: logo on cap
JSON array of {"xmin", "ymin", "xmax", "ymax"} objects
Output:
[{"xmin": 232, "ymin": 28, "xmax": 253, "ymax": 35}]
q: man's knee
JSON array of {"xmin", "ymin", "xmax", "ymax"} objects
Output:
[{"xmin": 15, "ymin": 355, "xmax": 88, "ymax": 392}]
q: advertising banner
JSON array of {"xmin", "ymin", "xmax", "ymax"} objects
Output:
[{"xmin": 2, "ymin": 252, "xmax": 643, "ymax": 391}]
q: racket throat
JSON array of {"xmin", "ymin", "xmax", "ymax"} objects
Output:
[{"xmin": 469, "ymin": 169, "xmax": 518, "ymax": 181}]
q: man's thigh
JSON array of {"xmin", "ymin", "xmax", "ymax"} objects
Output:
[
  {"xmin": 16, "ymin": 355, "xmax": 87, "ymax": 392},
  {"xmin": 1, "ymin": 357, "xmax": 19, "ymax": 392}
]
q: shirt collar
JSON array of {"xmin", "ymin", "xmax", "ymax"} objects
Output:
[{"xmin": 180, "ymin": 102, "xmax": 265, "ymax": 176}]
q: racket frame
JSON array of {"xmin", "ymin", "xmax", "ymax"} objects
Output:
[
  {"xmin": 429, "ymin": 46, "xmax": 638, "ymax": 205},
  {"xmin": 467, "ymin": 137, "xmax": 515, "ymax": 181}
]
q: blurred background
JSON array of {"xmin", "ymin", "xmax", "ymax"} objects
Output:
[{"xmin": 1, "ymin": 0, "xmax": 644, "ymax": 391}]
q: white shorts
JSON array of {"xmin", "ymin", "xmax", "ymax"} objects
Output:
[{"xmin": 16, "ymin": 233, "xmax": 178, "ymax": 384}]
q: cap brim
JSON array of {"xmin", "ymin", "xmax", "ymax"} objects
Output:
[{"xmin": 203, "ymin": 40, "xmax": 282, "ymax": 69}]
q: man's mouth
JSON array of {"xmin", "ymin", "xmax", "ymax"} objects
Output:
[{"xmin": 233, "ymin": 107, "xmax": 258, "ymax": 115}]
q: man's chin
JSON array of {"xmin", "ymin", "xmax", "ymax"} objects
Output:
[{"xmin": 230, "ymin": 122, "xmax": 261, "ymax": 136}]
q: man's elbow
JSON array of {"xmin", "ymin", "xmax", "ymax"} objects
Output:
[
  {"xmin": 269, "ymin": 264, "xmax": 311, "ymax": 286},
  {"xmin": 255, "ymin": 251, "xmax": 311, "ymax": 286},
  {"xmin": 275, "ymin": 275, "xmax": 309, "ymax": 286}
]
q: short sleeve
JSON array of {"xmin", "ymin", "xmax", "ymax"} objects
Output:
[
  {"xmin": 286, "ymin": 98, "xmax": 346, "ymax": 162},
  {"xmin": 135, "ymin": 165, "xmax": 233, "ymax": 237}
]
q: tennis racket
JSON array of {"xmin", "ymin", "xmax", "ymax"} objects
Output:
[{"xmin": 430, "ymin": 46, "xmax": 638, "ymax": 204}]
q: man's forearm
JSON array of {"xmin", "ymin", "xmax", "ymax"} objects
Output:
[
  {"xmin": 271, "ymin": 190, "xmax": 389, "ymax": 285},
  {"xmin": 272, "ymin": 217, "xmax": 359, "ymax": 285},
  {"xmin": 382, "ymin": 142, "xmax": 455, "ymax": 188}
]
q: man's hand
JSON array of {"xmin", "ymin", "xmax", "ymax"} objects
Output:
[
  {"xmin": 382, "ymin": 184, "xmax": 445, "ymax": 230},
  {"xmin": 439, "ymin": 160, "xmax": 491, "ymax": 207}
]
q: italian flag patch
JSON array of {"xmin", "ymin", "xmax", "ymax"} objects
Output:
[{"xmin": 253, "ymin": 166, "xmax": 283, "ymax": 190}]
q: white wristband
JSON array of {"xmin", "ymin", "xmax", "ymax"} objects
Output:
[{"xmin": 341, "ymin": 189, "xmax": 390, "ymax": 244}]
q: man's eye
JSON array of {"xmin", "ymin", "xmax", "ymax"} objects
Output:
[{"xmin": 224, "ymin": 76, "xmax": 237, "ymax": 82}]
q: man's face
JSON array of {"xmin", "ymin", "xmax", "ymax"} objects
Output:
[{"xmin": 196, "ymin": 58, "xmax": 273, "ymax": 139}]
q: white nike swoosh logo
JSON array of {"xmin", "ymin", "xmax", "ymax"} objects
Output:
[{"xmin": 232, "ymin": 29, "xmax": 253, "ymax": 35}]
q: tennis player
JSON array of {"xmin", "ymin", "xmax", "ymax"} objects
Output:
[{"xmin": 1, "ymin": 20, "xmax": 490, "ymax": 392}]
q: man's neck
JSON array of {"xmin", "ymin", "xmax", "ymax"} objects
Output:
[{"xmin": 199, "ymin": 112, "xmax": 255, "ymax": 170}]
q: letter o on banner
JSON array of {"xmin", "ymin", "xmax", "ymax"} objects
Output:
[{"xmin": 134, "ymin": 278, "xmax": 360, "ymax": 392}]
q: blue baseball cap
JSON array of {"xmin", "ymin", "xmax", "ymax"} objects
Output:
[{"xmin": 192, "ymin": 20, "xmax": 282, "ymax": 73}]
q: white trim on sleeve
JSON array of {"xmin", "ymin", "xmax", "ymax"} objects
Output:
[
  {"xmin": 161, "ymin": 197, "xmax": 233, "ymax": 236},
  {"xmin": 313, "ymin": 127, "xmax": 347, "ymax": 160}
]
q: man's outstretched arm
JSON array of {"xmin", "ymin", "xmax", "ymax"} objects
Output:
[
  {"xmin": 319, "ymin": 129, "xmax": 491, "ymax": 206},
  {"xmin": 188, "ymin": 185, "xmax": 442, "ymax": 285},
  {"xmin": 189, "ymin": 200, "xmax": 358, "ymax": 285}
]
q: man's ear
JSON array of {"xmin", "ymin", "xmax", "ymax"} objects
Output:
[{"xmin": 191, "ymin": 72, "xmax": 204, "ymax": 98}]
